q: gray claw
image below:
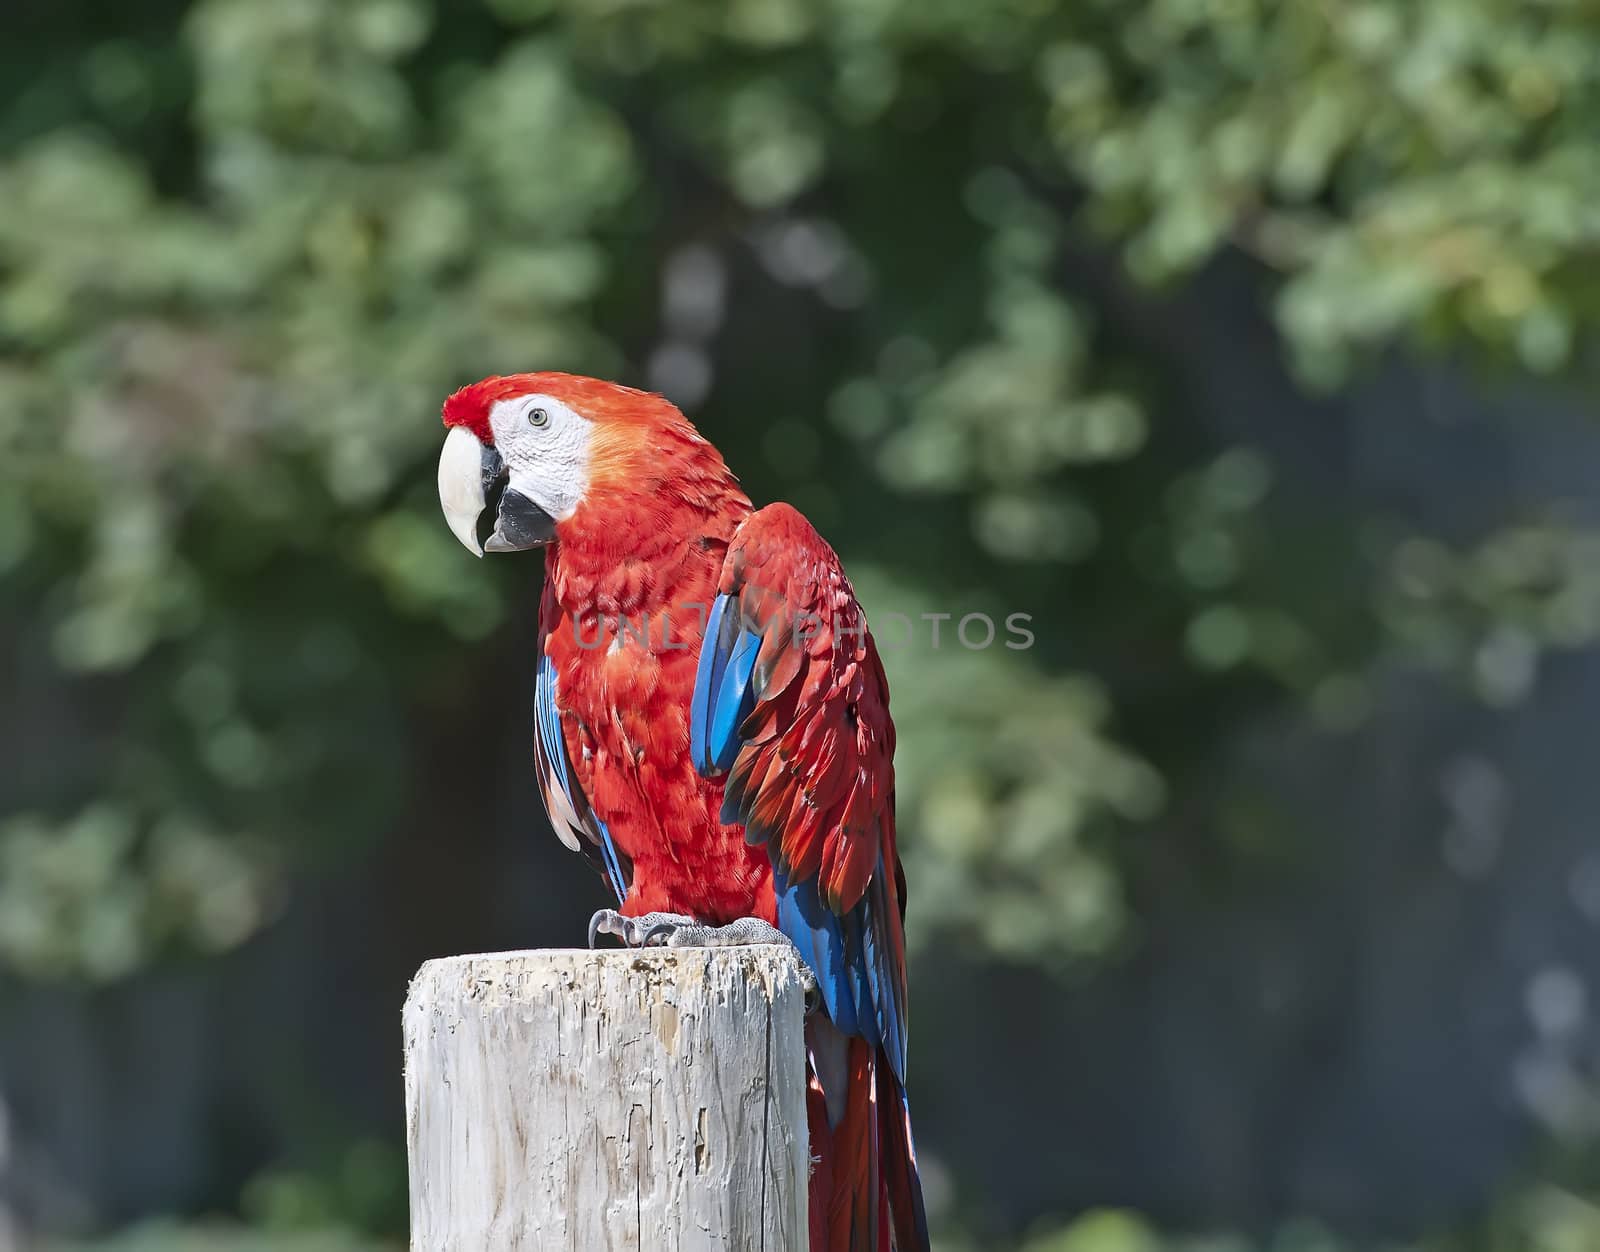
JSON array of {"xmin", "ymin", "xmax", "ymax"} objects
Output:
[
  {"xmin": 588, "ymin": 910, "xmax": 820, "ymax": 1002},
  {"xmin": 587, "ymin": 909, "xmax": 698, "ymax": 949},
  {"xmin": 586, "ymin": 909, "xmax": 611, "ymax": 949},
  {"xmin": 641, "ymin": 921, "xmax": 680, "ymax": 947}
]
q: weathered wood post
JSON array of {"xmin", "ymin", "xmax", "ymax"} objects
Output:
[{"xmin": 403, "ymin": 946, "xmax": 810, "ymax": 1252}]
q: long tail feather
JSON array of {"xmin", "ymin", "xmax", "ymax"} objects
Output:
[
  {"xmin": 877, "ymin": 1053, "xmax": 929, "ymax": 1252},
  {"xmin": 807, "ymin": 1020, "xmax": 928, "ymax": 1251}
]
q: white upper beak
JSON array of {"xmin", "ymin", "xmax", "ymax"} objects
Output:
[{"xmin": 438, "ymin": 425, "xmax": 488, "ymax": 557}]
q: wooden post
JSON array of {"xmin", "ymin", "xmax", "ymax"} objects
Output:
[{"xmin": 403, "ymin": 946, "xmax": 810, "ymax": 1252}]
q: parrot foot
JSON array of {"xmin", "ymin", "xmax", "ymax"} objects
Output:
[
  {"xmin": 586, "ymin": 909, "xmax": 818, "ymax": 1005},
  {"xmin": 586, "ymin": 909, "xmax": 691, "ymax": 950}
]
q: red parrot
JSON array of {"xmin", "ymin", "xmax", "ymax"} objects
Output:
[{"xmin": 437, "ymin": 372, "xmax": 928, "ymax": 1251}]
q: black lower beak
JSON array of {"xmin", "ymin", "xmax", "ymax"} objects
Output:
[{"xmin": 485, "ymin": 487, "xmax": 558, "ymax": 553}]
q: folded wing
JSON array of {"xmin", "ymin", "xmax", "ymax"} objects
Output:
[{"xmin": 689, "ymin": 503, "xmax": 908, "ymax": 1081}]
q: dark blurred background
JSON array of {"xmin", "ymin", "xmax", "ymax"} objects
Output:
[{"xmin": 6, "ymin": 0, "xmax": 1600, "ymax": 1249}]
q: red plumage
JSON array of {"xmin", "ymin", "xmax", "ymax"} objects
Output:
[{"xmin": 447, "ymin": 373, "xmax": 925, "ymax": 1250}]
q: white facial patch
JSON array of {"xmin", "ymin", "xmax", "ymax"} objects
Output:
[{"xmin": 487, "ymin": 393, "xmax": 594, "ymax": 521}]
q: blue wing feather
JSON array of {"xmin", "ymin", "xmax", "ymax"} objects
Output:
[
  {"xmin": 690, "ymin": 592, "xmax": 760, "ymax": 774},
  {"xmin": 689, "ymin": 595, "xmax": 731, "ymax": 773},
  {"xmin": 594, "ymin": 819, "xmax": 626, "ymax": 903},
  {"xmin": 709, "ymin": 629, "xmax": 759, "ymax": 770},
  {"xmin": 536, "ymin": 653, "xmax": 627, "ymax": 904},
  {"xmin": 861, "ymin": 852, "xmax": 906, "ymax": 1076},
  {"xmin": 774, "ymin": 866, "xmax": 863, "ymax": 1039}
]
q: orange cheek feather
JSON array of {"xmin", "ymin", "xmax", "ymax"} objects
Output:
[{"xmin": 584, "ymin": 424, "xmax": 641, "ymax": 493}]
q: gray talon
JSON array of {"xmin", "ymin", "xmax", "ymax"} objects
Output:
[
  {"xmin": 586, "ymin": 909, "xmax": 610, "ymax": 949},
  {"xmin": 601, "ymin": 913, "xmax": 820, "ymax": 998},
  {"xmin": 588, "ymin": 910, "xmax": 819, "ymax": 998},
  {"xmin": 587, "ymin": 909, "xmax": 699, "ymax": 949},
  {"xmin": 641, "ymin": 922, "xmax": 678, "ymax": 947}
]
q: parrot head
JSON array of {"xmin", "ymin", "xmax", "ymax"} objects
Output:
[{"xmin": 436, "ymin": 371, "xmax": 707, "ymax": 557}]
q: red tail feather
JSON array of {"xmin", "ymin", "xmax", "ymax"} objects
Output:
[{"xmin": 806, "ymin": 1026, "xmax": 928, "ymax": 1251}]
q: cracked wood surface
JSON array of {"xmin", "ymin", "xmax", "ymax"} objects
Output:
[{"xmin": 404, "ymin": 947, "xmax": 810, "ymax": 1251}]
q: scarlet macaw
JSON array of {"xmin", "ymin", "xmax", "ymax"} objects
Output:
[{"xmin": 436, "ymin": 372, "xmax": 928, "ymax": 1251}]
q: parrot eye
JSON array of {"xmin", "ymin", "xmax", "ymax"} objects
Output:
[{"xmin": 527, "ymin": 406, "xmax": 550, "ymax": 428}]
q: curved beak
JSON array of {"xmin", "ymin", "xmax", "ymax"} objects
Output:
[
  {"xmin": 438, "ymin": 425, "xmax": 499, "ymax": 557},
  {"xmin": 437, "ymin": 426, "xmax": 558, "ymax": 557}
]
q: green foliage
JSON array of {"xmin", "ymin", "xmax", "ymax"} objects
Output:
[
  {"xmin": 858, "ymin": 572, "xmax": 1161, "ymax": 959},
  {"xmin": 240, "ymin": 1141, "xmax": 408, "ymax": 1239},
  {"xmin": 0, "ymin": 804, "xmax": 272, "ymax": 980},
  {"xmin": 1039, "ymin": 0, "xmax": 1600, "ymax": 382},
  {"xmin": 1379, "ymin": 523, "xmax": 1600, "ymax": 706}
]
